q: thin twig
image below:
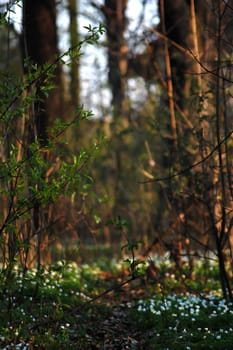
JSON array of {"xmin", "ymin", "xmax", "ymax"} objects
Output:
[{"xmin": 139, "ymin": 129, "xmax": 233, "ymax": 183}]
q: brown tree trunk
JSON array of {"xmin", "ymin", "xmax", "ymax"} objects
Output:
[
  {"xmin": 159, "ymin": 0, "xmax": 177, "ymax": 147},
  {"xmin": 22, "ymin": 0, "xmax": 63, "ymax": 269},
  {"xmin": 158, "ymin": 0, "xmax": 192, "ymax": 109},
  {"xmin": 100, "ymin": 0, "xmax": 129, "ymax": 217},
  {"xmin": 103, "ymin": 0, "xmax": 128, "ymax": 118},
  {"xmin": 68, "ymin": 0, "xmax": 80, "ymax": 110},
  {"xmin": 22, "ymin": 0, "xmax": 63, "ymax": 143}
]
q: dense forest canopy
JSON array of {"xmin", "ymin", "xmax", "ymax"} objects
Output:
[{"xmin": 0, "ymin": 0, "xmax": 232, "ymax": 301}]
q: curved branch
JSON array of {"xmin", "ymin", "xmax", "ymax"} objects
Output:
[{"xmin": 140, "ymin": 129, "xmax": 233, "ymax": 183}]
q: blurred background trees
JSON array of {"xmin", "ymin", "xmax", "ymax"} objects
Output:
[{"xmin": 0, "ymin": 0, "xmax": 232, "ymax": 298}]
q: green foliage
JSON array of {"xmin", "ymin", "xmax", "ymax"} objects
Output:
[
  {"xmin": 130, "ymin": 294, "xmax": 233, "ymax": 349},
  {"xmin": 0, "ymin": 258, "xmax": 232, "ymax": 349},
  {"xmin": 0, "ymin": 261, "xmax": 109, "ymax": 349},
  {"xmin": 107, "ymin": 216, "xmax": 132, "ymax": 232},
  {"xmin": 107, "ymin": 217, "xmax": 146, "ymax": 278},
  {"xmin": 122, "ymin": 237, "xmax": 145, "ymax": 278},
  {"xmin": 0, "ymin": 22, "xmax": 105, "ymax": 270},
  {"xmin": 0, "ymin": 1, "xmax": 21, "ymax": 25}
]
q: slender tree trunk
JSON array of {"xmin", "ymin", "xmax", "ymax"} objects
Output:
[
  {"xmin": 102, "ymin": 0, "xmax": 128, "ymax": 216},
  {"xmin": 190, "ymin": 0, "xmax": 202, "ymax": 94},
  {"xmin": 159, "ymin": 0, "xmax": 177, "ymax": 148},
  {"xmin": 103, "ymin": 0, "xmax": 128, "ymax": 118},
  {"xmin": 68, "ymin": 0, "xmax": 80, "ymax": 109}
]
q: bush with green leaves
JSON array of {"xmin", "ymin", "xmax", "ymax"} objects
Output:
[{"xmin": 0, "ymin": 5, "xmax": 105, "ymax": 275}]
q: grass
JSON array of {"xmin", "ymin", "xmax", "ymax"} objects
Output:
[{"xmin": 0, "ymin": 256, "xmax": 232, "ymax": 349}]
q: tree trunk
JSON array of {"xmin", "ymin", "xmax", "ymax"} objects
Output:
[
  {"xmin": 22, "ymin": 0, "xmax": 63, "ymax": 269},
  {"xmin": 103, "ymin": 0, "xmax": 128, "ymax": 118},
  {"xmin": 22, "ymin": 0, "xmax": 63, "ymax": 142},
  {"xmin": 68, "ymin": 0, "xmax": 80, "ymax": 110}
]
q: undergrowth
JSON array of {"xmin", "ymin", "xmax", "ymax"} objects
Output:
[{"xmin": 0, "ymin": 258, "xmax": 232, "ymax": 349}]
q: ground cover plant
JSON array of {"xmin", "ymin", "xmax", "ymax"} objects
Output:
[{"xmin": 0, "ymin": 256, "xmax": 232, "ymax": 349}]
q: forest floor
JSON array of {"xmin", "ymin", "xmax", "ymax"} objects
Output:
[{"xmin": 0, "ymin": 257, "xmax": 233, "ymax": 349}]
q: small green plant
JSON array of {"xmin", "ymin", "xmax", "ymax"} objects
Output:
[
  {"xmin": 122, "ymin": 237, "xmax": 145, "ymax": 278},
  {"xmin": 107, "ymin": 216, "xmax": 145, "ymax": 278}
]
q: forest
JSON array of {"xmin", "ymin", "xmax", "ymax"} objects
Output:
[{"xmin": 0, "ymin": 0, "xmax": 233, "ymax": 349}]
